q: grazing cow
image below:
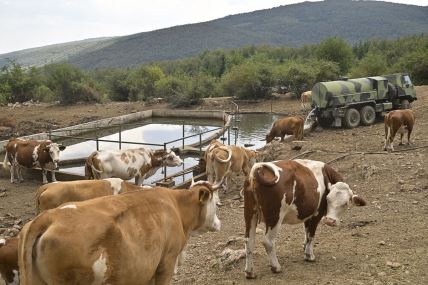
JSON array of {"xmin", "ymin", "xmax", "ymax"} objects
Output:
[
  {"xmin": 301, "ymin": 91, "xmax": 312, "ymax": 110},
  {"xmin": 85, "ymin": 148, "xmax": 183, "ymax": 186},
  {"xmin": 265, "ymin": 116, "xmax": 304, "ymax": 144},
  {"xmin": 3, "ymin": 138, "xmax": 66, "ymax": 184},
  {"xmin": 18, "ymin": 181, "xmax": 221, "ymax": 285},
  {"xmin": 0, "ymin": 237, "xmax": 19, "ymax": 285},
  {"xmin": 383, "ymin": 109, "xmax": 415, "ymax": 152},
  {"xmin": 35, "ymin": 178, "xmax": 146, "ymax": 213},
  {"xmin": 243, "ymin": 159, "xmax": 366, "ymax": 279}
]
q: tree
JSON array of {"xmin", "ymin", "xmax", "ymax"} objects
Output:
[
  {"xmin": 350, "ymin": 51, "xmax": 388, "ymax": 78},
  {"xmin": 317, "ymin": 37, "xmax": 353, "ymax": 73}
]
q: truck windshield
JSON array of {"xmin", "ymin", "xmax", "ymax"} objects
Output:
[{"xmin": 403, "ymin": 75, "xmax": 412, "ymax": 85}]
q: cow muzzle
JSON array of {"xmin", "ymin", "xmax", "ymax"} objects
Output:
[{"xmin": 323, "ymin": 217, "xmax": 337, "ymax": 227}]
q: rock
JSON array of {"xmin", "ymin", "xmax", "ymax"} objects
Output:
[
  {"xmin": 256, "ymin": 228, "xmax": 264, "ymax": 235},
  {"xmin": 217, "ymin": 248, "xmax": 246, "ymax": 269},
  {"xmin": 378, "ymin": 241, "xmax": 386, "ymax": 245},
  {"xmin": 398, "ymin": 179, "xmax": 405, "ymax": 185},
  {"xmin": 226, "ymin": 236, "xmax": 245, "ymax": 245},
  {"xmin": 386, "ymin": 261, "xmax": 401, "ymax": 268},
  {"xmin": 0, "ymin": 192, "xmax": 6, "ymax": 197}
]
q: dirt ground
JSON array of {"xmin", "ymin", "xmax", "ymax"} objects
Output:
[{"xmin": 0, "ymin": 87, "xmax": 427, "ymax": 285}]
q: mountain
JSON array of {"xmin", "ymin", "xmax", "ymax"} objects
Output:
[
  {"xmin": 0, "ymin": 37, "xmax": 117, "ymax": 68},
  {"xmin": 1, "ymin": 0, "xmax": 427, "ymax": 69}
]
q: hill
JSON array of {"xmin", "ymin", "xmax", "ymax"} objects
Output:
[
  {"xmin": 0, "ymin": 37, "xmax": 116, "ymax": 68},
  {"xmin": 1, "ymin": 0, "xmax": 427, "ymax": 69}
]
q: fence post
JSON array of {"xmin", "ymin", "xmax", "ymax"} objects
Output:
[
  {"xmin": 199, "ymin": 133, "xmax": 202, "ymax": 153},
  {"xmin": 119, "ymin": 125, "xmax": 122, "ymax": 150},
  {"xmin": 228, "ymin": 127, "xmax": 230, "ymax": 145},
  {"xmin": 96, "ymin": 136, "xmax": 99, "ymax": 151},
  {"xmin": 182, "ymin": 123, "xmax": 185, "ymax": 149},
  {"xmin": 163, "ymin": 143, "xmax": 167, "ymax": 180}
]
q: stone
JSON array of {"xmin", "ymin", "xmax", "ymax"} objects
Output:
[{"xmin": 386, "ymin": 261, "xmax": 401, "ymax": 268}]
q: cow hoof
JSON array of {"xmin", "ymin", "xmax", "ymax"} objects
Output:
[
  {"xmin": 304, "ymin": 254, "xmax": 316, "ymax": 262},
  {"xmin": 216, "ymin": 202, "xmax": 223, "ymax": 207},
  {"xmin": 270, "ymin": 266, "xmax": 282, "ymax": 273},
  {"xmin": 245, "ymin": 271, "xmax": 257, "ymax": 279}
]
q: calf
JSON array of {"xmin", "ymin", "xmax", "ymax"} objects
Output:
[
  {"xmin": 35, "ymin": 178, "xmax": 145, "ymax": 213},
  {"xmin": 244, "ymin": 159, "xmax": 366, "ymax": 279},
  {"xmin": 383, "ymin": 109, "xmax": 415, "ymax": 152},
  {"xmin": 0, "ymin": 237, "xmax": 19, "ymax": 285},
  {"xmin": 85, "ymin": 147, "xmax": 183, "ymax": 186},
  {"xmin": 300, "ymin": 91, "xmax": 312, "ymax": 110},
  {"xmin": 19, "ymin": 181, "xmax": 221, "ymax": 285},
  {"xmin": 265, "ymin": 116, "xmax": 304, "ymax": 144},
  {"xmin": 3, "ymin": 138, "xmax": 66, "ymax": 184}
]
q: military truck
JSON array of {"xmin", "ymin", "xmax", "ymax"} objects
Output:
[{"xmin": 310, "ymin": 73, "xmax": 417, "ymax": 128}]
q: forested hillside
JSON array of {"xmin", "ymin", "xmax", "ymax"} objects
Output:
[{"xmin": 1, "ymin": 0, "xmax": 426, "ymax": 69}]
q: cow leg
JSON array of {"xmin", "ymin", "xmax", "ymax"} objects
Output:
[
  {"xmin": 389, "ymin": 129, "xmax": 397, "ymax": 152},
  {"xmin": 10, "ymin": 163, "xmax": 16, "ymax": 183},
  {"xmin": 51, "ymin": 170, "xmax": 57, "ymax": 182},
  {"xmin": 17, "ymin": 165, "xmax": 24, "ymax": 182},
  {"xmin": 303, "ymin": 215, "xmax": 322, "ymax": 262},
  {"xmin": 383, "ymin": 125, "xmax": 389, "ymax": 151},
  {"xmin": 174, "ymin": 244, "xmax": 188, "ymax": 274},
  {"xmin": 42, "ymin": 169, "xmax": 48, "ymax": 184},
  {"xmin": 135, "ymin": 175, "xmax": 144, "ymax": 186},
  {"xmin": 154, "ymin": 257, "xmax": 176, "ymax": 285},
  {"xmin": 244, "ymin": 199, "xmax": 258, "ymax": 279},
  {"xmin": 262, "ymin": 223, "xmax": 282, "ymax": 273},
  {"xmin": 407, "ymin": 127, "xmax": 413, "ymax": 145}
]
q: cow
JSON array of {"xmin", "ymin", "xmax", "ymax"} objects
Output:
[
  {"xmin": 0, "ymin": 237, "xmax": 19, "ymax": 285},
  {"xmin": 243, "ymin": 159, "xmax": 366, "ymax": 279},
  {"xmin": 3, "ymin": 138, "xmax": 66, "ymax": 184},
  {"xmin": 85, "ymin": 147, "xmax": 183, "ymax": 186},
  {"xmin": 265, "ymin": 116, "xmax": 304, "ymax": 144},
  {"xmin": 35, "ymin": 178, "xmax": 147, "ymax": 214},
  {"xmin": 18, "ymin": 181, "xmax": 222, "ymax": 285},
  {"xmin": 301, "ymin": 91, "xmax": 312, "ymax": 110},
  {"xmin": 383, "ymin": 109, "xmax": 415, "ymax": 152},
  {"xmin": 207, "ymin": 145, "xmax": 257, "ymax": 191}
]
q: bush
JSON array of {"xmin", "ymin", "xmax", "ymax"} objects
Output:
[{"xmin": 34, "ymin": 85, "xmax": 56, "ymax": 102}]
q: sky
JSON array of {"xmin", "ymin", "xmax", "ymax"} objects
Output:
[{"xmin": 0, "ymin": 0, "xmax": 427, "ymax": 54}]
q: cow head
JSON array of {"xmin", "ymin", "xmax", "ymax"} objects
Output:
[
  {"xmin": 190, "ymin": 180, "xmax": 222, "ymax": 233},
  {"xmin": 324, "ymin": 182, "xmax": 366, "ymax": 227},
  {"xmin": 265, "ymin": 133, "xmax": 275, "ymax": 144},
  {"xmin": 44, "ymin": 143, "xmax": 66, "ymax": 169},
  {"xmin": 161, "ymin": 150, "xmax": 183, "ymax": 167}
]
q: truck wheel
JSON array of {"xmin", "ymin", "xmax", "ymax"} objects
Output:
[
  {"xmin": 360, "ymin": 105, "xmax": 376, "ymax": 126},
  {"xmin": 317, "ymin": 117, "xmax": 334, "ymax": 128},
  {"xmin": 401, "ymin": 99, "xmax": 410, "ymax": 109},
  {"xmin": 343, "ymin": 108, "xmax": 360, "ymax": 128}
]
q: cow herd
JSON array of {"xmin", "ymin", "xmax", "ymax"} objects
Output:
[{"xmin": 0, "ymin": 108, "xmax": 416, "ymax": 284}]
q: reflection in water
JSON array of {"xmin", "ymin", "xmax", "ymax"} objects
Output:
[{"xmin": 60, "ymin": 113, "xmax": 282, "ymax": 185}]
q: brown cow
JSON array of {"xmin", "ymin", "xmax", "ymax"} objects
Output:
[
  {"xmin": 35, "ymin": 178, "xmax": 146, "ymax": 213},
  {"xmin": 243, "ymin": 159, "xmax": 366, "ymax": 279},
  {"xmin": 0, "ymin": 237, "xmax": 19, "ymax": 285},
  {"xmin": 3, "ymin": 138, "xmax": 66, "ymax": 184},
  {"xmin": 265, "ymin": 116, "xmax": 304, "ymax": 144},
  {"xmin": 383, "ymin": 109, "xmax": 415, "ymax": 152},
  {"xmin": 19, "ymin": 181, "xmax": 222, "ymax": 285},
  {"xmin": 300, "ymin": 91, "xmax": 312, "ymax": 110}
]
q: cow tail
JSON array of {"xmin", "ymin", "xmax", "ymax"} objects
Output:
[
  {"xmin": 19, "ymin": 215, "xmax": 52, "ymax": 285},
  {"xmin": 2, "ymin": 151, "xmax": 9, "ymax": 170},
  {"xmin": 250, "ymin": 162, "xmax": 282, "ymax": 186},
  {"xmin": 85, "ymin": 152, "xmax": 102, "ymax": 179},
  {"xmin": 386, "ymin": 126, "xmax": 391, "ymax": 145},
  {"xmin": 35, "ymin": 184, "xmax": 49, "ymax": 214},
  {"xmin": 213, "ymin": 147, "xmax": 232, "ymax": 163}
]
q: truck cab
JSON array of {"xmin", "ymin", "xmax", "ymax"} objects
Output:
[{"xmin": 382, "ymin": 73, "xmax": 417, "ymax": 108}]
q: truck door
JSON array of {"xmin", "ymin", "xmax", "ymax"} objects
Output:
[{"xmin": 402, "ymin": 74, "xmax": 416, "ymax": 98}]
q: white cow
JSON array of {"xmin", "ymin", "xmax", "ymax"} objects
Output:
[{"xmin": 85, "ymin": 148, "xmax": 183, "ymax": 186}]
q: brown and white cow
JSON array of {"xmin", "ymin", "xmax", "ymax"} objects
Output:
[
  {"xmin": 85, "ymin": 147, "xmax": 183, "ymax": 186},
  {"xmin": 35, "ymin": 178, "xmax": 146, "ymax": 213},
  {"xmin": 3, "ymin": 138, "xmax": 66, "ymax": 184},
  {"xmin": 383, "ymin": 109, "xmax": 415, "ymax": 152},
  {"xmin": 243, "ymin": 159, "xmax": 366, "ymax": 279},
  {"xmin": 0, "ymin": 237, "xmax": 19, "ymax": 285},
  {"xmin": 265, "ymin": 116, "xmax": 304, "ymax": 144},
  {"xmin": 300, "ymin": 91, "xmax": 312, "ymax": 110},
  {"xmin": 19, "ymin": 181, "xmax": 221, "ymax": 285}
]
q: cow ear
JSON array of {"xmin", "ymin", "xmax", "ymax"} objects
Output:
[
  {"xmin": 352, "ymin": 195, "xmax": 366, "ymax": 206},
  {"xmin": 198, "ymin": 188, "xmax": 210, "ymax": 204},
  {"xmin": 59, "ymin": 145, "xmax": 66, "ymax": 151}
]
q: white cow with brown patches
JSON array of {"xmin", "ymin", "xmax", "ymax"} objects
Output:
[{"xmin": 85, "ymin": 148, "xmax": 183, "ymax": 186}]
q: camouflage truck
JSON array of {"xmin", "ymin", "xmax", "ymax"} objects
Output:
[{"xmin": 310, "ymin": 73, "xmax": 417, "ymax": 128}]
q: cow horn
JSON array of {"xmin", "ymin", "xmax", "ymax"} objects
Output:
[{"xmin": 190, "ymin": 177, "xmax": 195, "ymax": 187}]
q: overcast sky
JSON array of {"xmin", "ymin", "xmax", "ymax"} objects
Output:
[{"xmin": 0, "ymin": 0, "xmax": 426, "ymax": 54}]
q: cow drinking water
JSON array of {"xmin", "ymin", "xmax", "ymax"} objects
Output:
[
  {"xmin": 3, "ymin": 138, "xmax": 66, "ymax": 184},
  {"xmin": 265, "ymin": 116, "xmax": 304, "ymax": 144}
]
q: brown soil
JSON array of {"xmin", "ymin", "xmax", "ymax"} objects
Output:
[{"xmin": 0, "ymin": 87, "xmax": 427, "ymax": 285}]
